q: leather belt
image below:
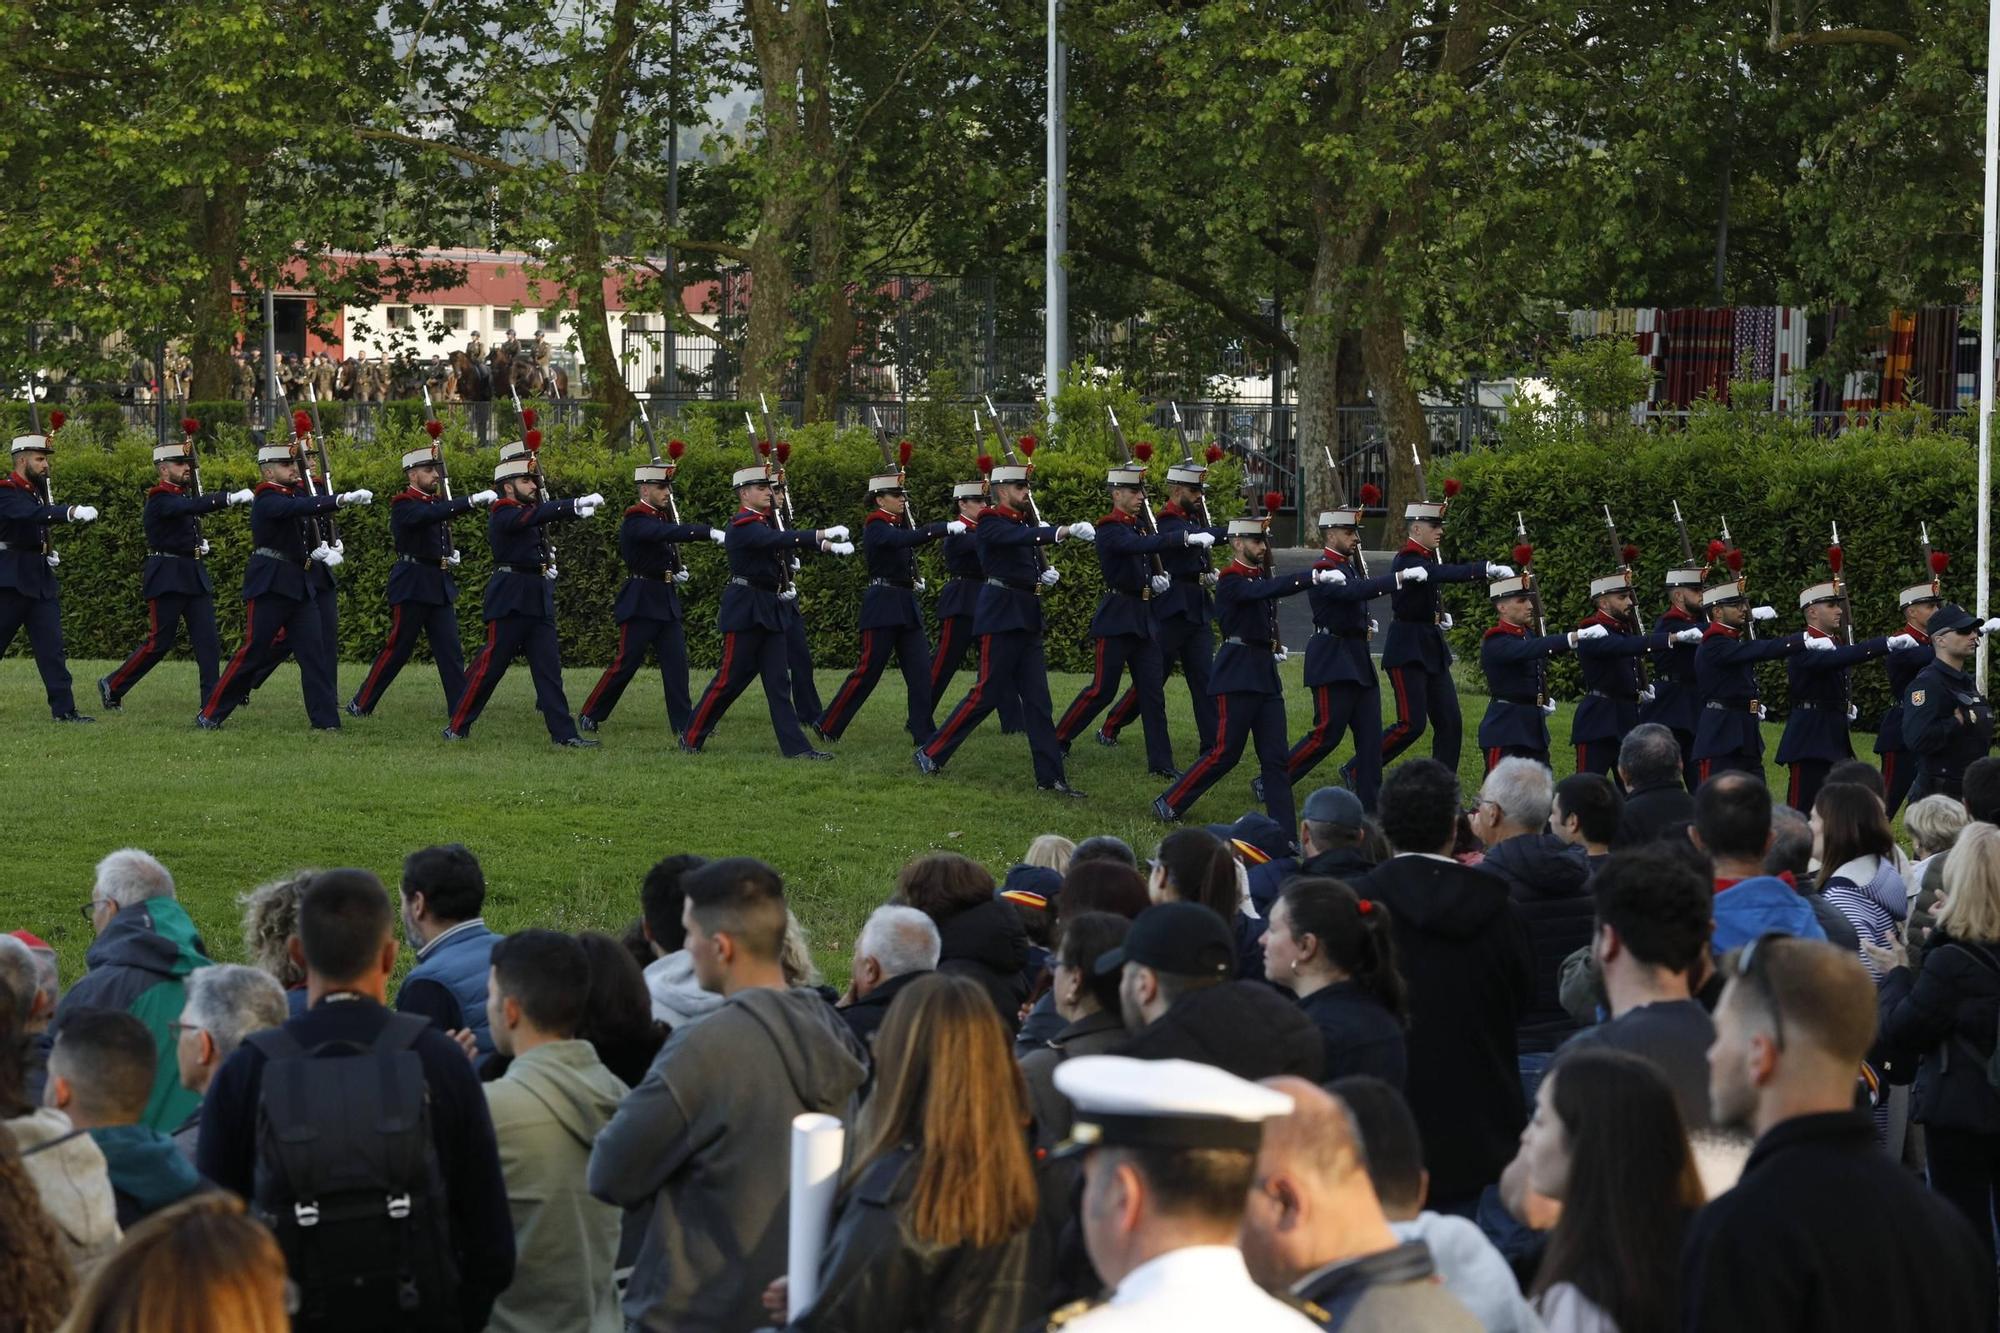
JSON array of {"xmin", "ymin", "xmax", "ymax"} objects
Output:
[
  {"xmin": 1791, "ymin": 702, "xmax": 1837, "ymax": 711},
  {"xmin": 1586, "ymin": 689, "xmax": 1638, "ymax": 702},
  {"xmin": 870, "ymin": 578, "xmax": 916, "ymax": 590},
  {"xmin": 148, "ymin": 549, "xmax": 201, "ymax": 559},
  {"xmin": 251, "ymin": 546, "xmax": 305, "ymax": 566},
  {"xmin": 987, "ymin": 577, "xmax": 1036, "ymax": 593},
  {"xmin": 1705, "ymin": 698, "xmax": 1761, "ymax": 713},
  {"xmin": 496, "ymin": 562, "xmax": 545, "ymax": 575},
  {"xmin": 729, "ymin": 576, "xmax": 779, "ymax": 592},
  {"xmin": 634, "ymin": 570, "xmax": 677, "ymax": 583},
  {"xmin": 1108, "ymin": 587, "xmax": 1148, "ymax": 599},
  {"xmin": 1171, "ymin": 573, "xmax": 1203, "ymax": 584},
  {"xmin": 1223, "ymin": 636, "xmax": 1274, "ymax": 648},
  {"xmin": 398, "ymin": 554, "xmax": 448, "ymax": 570},
  {"xmin": 1393, "ymin": 613, "xmax": 1445, "ymax": 625},
  {"xmin": 1312, "ymin": 627, "xmax": 1371, "ymax": 640},
  {"xmin": 1492, "ymin": 693, "xmax": 1544, "ymax": 707}
]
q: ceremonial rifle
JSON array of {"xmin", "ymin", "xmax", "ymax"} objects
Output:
[
  {"xmin": 178, "ymin": 406, "xmax": 209, "ymax": 555},
  {"xmin": 1168, "ymin": 401, "xmax": 1223, "ymax": 532},
  {"xmin": 758, "ymin": 393, "xmax": 797, "ymax": 532},
  {"xmin": 1829, "ymin": 521, "xmax": 1855, "ymax": 646},
  {"xmin": 633, "ymin": 399, "xmax": 686, "ymax": 577},
  {"xmin": 981, "ymin": 397, "xmax": 1052, "ymax": 588},
  {"xmin": 870, "ymin": 409, "xmax": 915, "ymax": 529},
  {"xmin": 303, "ymin": 382, "xmax": 341, "ymax": 546},
  {"xmin": 1326, "ymin": 444, "xmax": 1373, "ymax": 579},
  {"xmin": 1106, "ymin": 406, "xmax": 1165, "ymax": 591},
  {"xmin": 1602, "ymin": 504, "xmax": 1650, "ymax": 690},
  {"xmin": 745, "ymin": 411, "xmax": 795, "ymax": 595},
  {"xmin": 1514, "ymin": 512, "xmax": 1546, "ymax": 637},
  {"xmin": 420, "ymin": 385, "xmax": 452, "ymax": 499},
  {"xmin": 512, "ymin": 382, "xmax": 554, "ymax": 571},
  {"xmin": 1718, "ymin": 515, "xmax": 1752, "ymax": 639}
]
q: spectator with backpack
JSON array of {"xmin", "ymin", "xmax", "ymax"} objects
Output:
[
  {"xmin": 196, "ymin": 868, "xmax": 514, "ymax": 1333},
  {"xmin": 45, "ymin": 1008, "xmax": 206, "ymax": 1228}
]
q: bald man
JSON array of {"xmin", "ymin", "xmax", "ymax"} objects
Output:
[{"xmin": 1239, "ymin": 1076, "xmax": 1478, "ymax": 1329}]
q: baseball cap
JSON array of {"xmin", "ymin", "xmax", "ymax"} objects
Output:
[
  {"xmin": 1094, "ymin": 902, "xmax": 1236, "ymax": 979},
  {"xmin": 1300, "ymin": 786, "xmax": 1366, "ymax": 828}
]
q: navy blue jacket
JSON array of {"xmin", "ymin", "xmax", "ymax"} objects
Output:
[
  {"xmin": 936, "ymin": 523, "xmax": 986, "ymax": 620},
  {"xmin": 1874, "ymin": 626, "xmax": 1936, "ymax": 756},
  {"xmin": 140, "ymin": 483, "xmax": 228, "ymax": 598},
  {"xmin": 720, "ymin": 505, "xmax": 820, "ymax": 633},
  {"xmin": 1149, "ymin": 503, "xmax": 1225, "ymax": 625},
  {"xmin": 1775, "ymin": 629, "xmax": 1892, "ymax": 765},
  {"xmin": 612, "ymin": 503, "xmax": 709, "ymax": 623},
  {"xmin": 387, "ymin": 487, "xmax": 474, "ymax": 606},
  {"xmin": 1087, "ymin": 510, "xmax": 1183, "ymax": 638},
  {"xmin": 1208, "ymin": 560, "xmax": 1314, "ymax": 696},
  {"xmin": 1693, "ymin": 624, "xmax": 1802, "ymax": 761},
  {"xmin": 1302, "ymin": 550, "xmax": 1396, "ymax": 688},
  {"xmin": 971, "ymin": 505, "xmax": 1062, "ymax": 636},
  {"xmin": 480, "ymin": 495, "xmax": 582, "ymax": 621},
  {"xmin": 1478, "ymin": 622, "xmax": 1572, "ymax": 751},
  {"xmin": 858, "ymin": 511, "xmax": 945, "ymax": 631},
  {"xmin": 1381, "ymin": 541, "xmax": 1488, "ymax": 672},
  {"xmin": 242, "ymin": 482, "xmax": 341, "ymax": 602},
  {"xmin": 1639, "ymin": 605, "xmax": 1707, "ymax": 733},
  {"xmin": 1572, "ymin": 612, "xmax": 1664, "ymax": 744},
  {"xmin": 1904, "ymin": 659, "xmax": 1994, "ymax": 794},
  {"xmin": 0, "ymin": 470, "xmax": 72, "ymax": 600}
]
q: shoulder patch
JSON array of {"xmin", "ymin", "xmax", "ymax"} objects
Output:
[
  {"xmin": 1046, "ymin": 1295, "xmax": 1109, "ymax": 1329},
  {"xmin": 1280, "ymin": 1293, "xmax": 1334, "ymax": 1326},
  {"xmin": 1910, "ymin": 689, "xmax": 1926, "ymax": 707}
]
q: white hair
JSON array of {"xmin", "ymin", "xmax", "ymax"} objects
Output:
[
  {"xmin": 858, "ymin": 904, "xmax": 942, "ymax": 980},
  {"xmin": 181, "ymin": 965, "xmax": 289, "ymax": 1064},
  {"xmin": 93, "ymin": 848, "xmax": 176, "ymax": 909},
  {"xmin": 1480, "ymin": 757, "xmax": 1555, "ymax": 831}
]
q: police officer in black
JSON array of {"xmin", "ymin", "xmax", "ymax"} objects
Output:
[
  {"xmin": 99, "ymin": 431, "xmax": 253, "ymax": 711},
  {"xmin": 444, "ymin": 456, "xmax": 602, "ymax": 745},
  {"xmin": 0, "ymin": 430, "xmax": 99, "ymax": 722},
  {"xmin": 816, "ymin": 464, "xmax": 949, "ymax": 744},
  {"xmin": 1055, "ymin": 463, "xmax": 1214, "ymax": 778},
  {"xmin": 1773, "ymin": 577, "xmax": 1909, "ymax": 812},
  {"xmin": 1639, "ymin": 567, "xmax": 1709, "ymax": 790},
  {"xmin": 578, "ymin": 460, "xmax": 721, "ymax": 736},
  {"xmin": 1477, "ymin": 574, "xmax": 1606, "ymax": 771},
  {"xmin": 199, "ymin": 442, "xmax": 371, "ymax": 730},
  {"xmin": 1903, "ymin": 603, "xmax": 1996, "ymax": 802},
  {"xmin": 347, "ymin": 446, "xmax": 497, "ymax": 718}
]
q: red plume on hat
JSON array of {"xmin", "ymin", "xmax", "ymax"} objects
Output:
[
  {"xmin": 1205, "ymin": 444, "xmax": 1224, "ymax": 463},
  {"xmin": 976, "ymin": 454, "xmax": 994, "ymax": 475},
  {"xmin": 1359, "ymin": 483, "xmax": 1381, "ymax": 507},
  {"xmin": 1724, "ymin": 548, "xmax": 1745, "ymax": 573},
  {"xmin": 1707, "ymin": 538, "xmax": 1727, "ymax": 561},
  {"xmin": 181, "ymin": 417, "xmax": 200, "ymax": 437},
  {"xmin": 1827, "ymin": 545, "xmax": 1844, "ymax": 575},
  {"xmin": 47, "ymin": 410, "xmax": 64, "ymax": 432},
  {"xmin": 1622, "ymin": 543, "xmax": 1639, "ymax": 564},
  {"xmin": 1513, "ymin": 542, "xmax": 1534, "ymax": 567},
  {"xmin": 756, "ymin": 439, "xmax": 772, "ymax": 458},
  {"xmin": 520, "ymin": 407, "xmax": 538, "ymax": 429},
  {"xmin": 1263, "ymin": 489, "xmax": 1284, "ymax": 516},
  {"xmin": 424, "ymin": 419, "xmax": 443, "ymax": 440},
  {"xmin": 775, "ymin": 441, "xmax": 791, "ymax": 464},
  {"xmin": 524, "ymin": 428, "xmax": 543, "ymax": 451},
  {"xmin": 1019, "ymin": 435, "xmax": 1037, "ymax": 457},
  {"xmin": 667, "ymin": 438, "xmax": 686, "ymax": 460},
  {"xmin": 1133, "ymin": 441, "xmax": 1153, "ymax": 463},
  {"xmin": 1931, "ymin": 551, "xmax": 1951, "ymax": 576},
  {"xmin": 292, "ymin": 410, "xmax": 312, "ymax": 436},
  {"xmin": 898, "ymin": 439, "xmax": 913, "ymax": 466},
  {"xmin": 1442, "ymin": 478, "xmax": 1461, "ymax": 499}
]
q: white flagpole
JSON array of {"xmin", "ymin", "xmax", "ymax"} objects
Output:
[{"xmin": 1979, "ymin": 0, "xmax": 1998, "ymax": 689}]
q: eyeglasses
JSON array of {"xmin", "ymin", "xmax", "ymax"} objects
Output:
[
  {"xmin": 168, "ymin": 1020, "xmax": 203, "ymax": 1036},
  {"xmin": 1734, "ymin": 930, "xmax": 1788, "ymax": 1051},
  {"xmin": 79, "ymin": 899, "xmax": 104, "ymax": 923}
]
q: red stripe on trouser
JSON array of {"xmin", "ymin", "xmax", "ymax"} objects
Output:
[
  {"xmin": 929, "ymin": 620, "xmax": 957, "ymax": 691},
  {"xmin": 1380, "ymin": 667, "xmax": 1413, "ymax": 753},
  {"xmin": 925, "ymin": 636, "xmax": 991, "ymax": 757},
  {"xmin": 449, "ymin": 621, "xmax": 500, "ymax": 733},
  {"xmin": 1882, "ymin": 752, "xmax": 1897, "ymax": 791},
  {"xmin": 822, "ymin": 631, "xmax": 880, "ymax": 733},
  {"xmin": 1578, "ymin": 745, "xmax": 1588, "ymax": 773},
  {"xmin": 1164, "ymin": 695, "xmax": 1231, "ymax": 811},
  {"xmin": 1698, "ymin": 759, "xmax": 1713, "ymax": 785},
  {"xmin": 1788, "ymin": 765, "xmax": 1801, "ymax": 808},
  {"xmin": 581, "ymin": 622, "xmax": 632, "ymax": 716},
  {"xmin": 203, "ymin": 601, "xmax": 260, "ymax": 718},
  {"xmin": 1057, "ymin": 638, "xmax": 1109, "ymax": 737},
  {"xmin": 686, "ymin": 632, "xmax": 739, "ymax": 743},
  {"xmin": 1488, "ymin": 747, "xmax": 1503, "ymax": 774},
  {"xmin": 354, "ymin": 604, "xmax": 406, "ymax": 709},
  {"xmin": 108, "ymin": 599, "xmax": 164, "ymax": 695}
]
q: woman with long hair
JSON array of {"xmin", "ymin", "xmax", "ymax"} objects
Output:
[
  {"xmin": 58, "ymin": 1193, "xmax": 289, "ymax": 1333},
  {"xmin": 1521, "ymin": 1048, "xmax": 1704, "ymax": 1333},
  {"xmin": 0, "ymin": 1122, "xmax": 75, "ymax": 1333},
  {"xmin": 770, "ymin": 973, "xmax": 1046, "ymax": 1330},
  {"xmin": 573, "ymin": 931, "xmax": 668, "ymax": 1088},
  {"xmin": 1811, "ymin": 783, "xmax": 1907, "ymax": 983},
  {"xmin": 1261, "ymin": 877, "xmax": 1407, "ymax": 1088},
  {"xmin": 1149, "ymin": 827, "xmax": 1261, "ymax": 977}
]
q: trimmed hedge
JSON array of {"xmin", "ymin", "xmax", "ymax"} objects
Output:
[
  {"xmin": 16, "ymin": 409, "xmax": 1244, "ymax": 674},
  {"xmin": 1440, "ymin": 401, "xmax": 1979, "ymax": 722}
]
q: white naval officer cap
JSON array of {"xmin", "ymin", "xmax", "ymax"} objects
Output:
[{"xmin": 1051, "ymin": 1056, "xmax": 1295, "ymax": 1159}]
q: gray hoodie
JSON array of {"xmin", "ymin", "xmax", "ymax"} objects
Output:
[
  {"xmin": 7, "ymin": 1108, "xmax": 121, "ymax": 1277},
  {"xmin": 485, "ymin": 1040, "xmax": 630, "ymax": 1333},
  {"xmin": 589, "ymin": 985, "xmax": 866, "ymax": 1333},
  {"xmin": 644, "ymin": 949, "xmax": 727, "ymax": 1029}
]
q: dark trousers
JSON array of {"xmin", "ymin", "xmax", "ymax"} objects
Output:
[
  {"xmin": 1881, "ymin": 748, "xmax": 1918, "ymax": 816},
  {"xmin": 1103, "ymin": 617, "xmax": 1217, "ymax": 753},
  {"xmin": 202, "ymin": 592, "xmax": 337, "ymax": 728},
  {"xmin": 1670, "ymin": 726, "xmax": 1699, "ymax": 791},
  {"xmin": 1787, "ymin": 759, "xmax": 1833, "ymax": 813},
  {"xmin": 1056, "ymin": 632, "xmax": 1172, "ymax": 771},
  {"xmin": 1161, "ymin": 691, "xmax": 1294, "ymax": 829},
  {"xmin": 1575, "ymin": 739, "xmax": 1619, "ymax": 778},
  {"xmin": 819, "ymin": 625, "xmax": 934, "ymax": 742},
  {"xmin": 932, "ymin": 615, "xmax": 1019, "ymax": 731},
  {"xmin": 684, "ymin": 627, "xmax": 813, "ymax": 756},
  {"xmin": 1486, "ymin": 744, "xmax": 1549, "ymax": 773},
  {"xmin": 1288, "ymin": 681, "xmax": 1382, "ymax": 809},
  {"xmin": 105, "ymin": 592, "xmax": 220, "ymax": 705},
  {"xmin": 244, "ymin": 584, "xmax": 338, "ymax": 697},
  {"xmin": 923, "ymin": 631, "xmax": 1064, "ymax": 787},
  {"xmin": 581, "ymin": 616, "xmax": 691, "ymax": 733},
  {"xmin": 351, "ymin": 600, "xmax": 466, "ymax": 715},
  {"xmin": 1695, "ymin": 753, "xmax": 1763, "ymax": 787},
  {"xmin": 1380, "ymin": 662, "xmax": 1462, "ymax": 771},
  {"xmin": 448, "ymin": 615, "xmax": 579, "ymax": 742},
  {"xmin": 1927, "ymin": 1127, "xmax": 2000, "ymax": 1276},
  {"xmin": 0, "ymin": 591, "xmax": 75, "ymax": 717},
  {"xmin": 784, "ymin": 611, "xmax": 821, "ymax": 725}
]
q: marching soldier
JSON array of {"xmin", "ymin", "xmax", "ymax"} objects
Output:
[
  {"xmin": 346, "ymin": 445, "xmax": 497, "ymax": 718},
  {"xmin": 239, "ymin": 417, "xmax": 343, "ymax": 704},
  {"xmin": 682, "ymin": 462, "xmax": 853, "ymax": 758},
  {"xmin": 1774, "ymin": 579, "xmax": 1907, "ymax": 811},
  {"xmin": 99, "ymin": 424, "xmax": 253, "ymax": 712},
  {"xmin": 198, "ymin": 441, "xmax": 371, "ymax": 730},
  {"xmin": 1638, "ymin": 565, "xmax": 1709, "ymax": 790},
  {"xmin": 930, "ymin": 473, "xmax": 994, "ymax": 705},
  {"xmin": 1152, "ymin": 496, "xmax": 1335, "ymax": 830},
  {"xmin": 1268, "ymin": 499, "xmax": 1402, "ymax": 810},
  {"xmin": 1054, "ymin": 462, "xmax": 1215, "ymax": 779},
  {"xmin": 769, "ymin": 472, "xmax": 825, "ymax": 729},
  {"xmin": 577, "ymin": 455, "xmax": 722, "ymax": 736},
  {"xmin": 916, "ymin": 460, "xmax": 1094, "ymax": 794},
  {"xmin": 1477, "ymin": 575, "xmax": 1608, "ymax": 771},
  {"xmin": 0, "ymin": 430, "xmax": 99, "ymax": 722},
  {"xmin": 1571, "ymin": 570, "xmax": 1700, "ymax": 777},
  {"xmin": 444, "ymin": 455, "xmax": 603, "ymax": 745},
  {"xmin": 815, "ymin": 461, "xmax": 949, "ymax": 745},
  {"xmin": 1690, "ymin": 580, "xmax": 1814, "ymax": 784},
  {"xmin": 1903, "ymin": 603, "xmax": 1998, "ymax": 802},
  {"xmin": 1874, "ymin": 562, "xmax": 1946, "ymax": 814},
  {"xmin": 1364, "ymin": 486, "xmax": 1511, "ymax": 779}
]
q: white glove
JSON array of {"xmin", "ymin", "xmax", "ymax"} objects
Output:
[
  {"xmin": 1313, "ymin": 567, "xmax": 1347, "ymax": 586},
  {"xmin": 826, "ymin": 541, "xmax": 855, "ymax": 556},
  {"xmin": 544, "ymin": 565, "xmax": 560, "ymax": 580},
  {"xmin": 336, "ymin": 489, "xmax": 373, "ymax": 507},
  {"xmin": 1150, "ymin": 574, "xmax": 1171, "ymax": 595},
  {"xmin": 708, "ymin": 527, "xmax": 726, "ymax": 545},
  {"xmin": 1201, "ymin": 572, "xmax": 1220, "ymax": 589},
  {"xmin": 310, "ymin": 543, "xmax": 344, "ymax": 569},
  {"xmin": 44, "ymin": 551, "xmax": 58, "ymax": 567},
  {"xmin": 1399, "ymin": 564, "xmax": 1430, "ymax": 584},
  {"xmin": 1368, "ymin": 617, "xmax": 1380, "ymax": 634},
  {"xmin": 1275, "ymin": 647, "xmax": 1290, "ymax": 664},
  {"xmin": 1039, "ymin": 567, "xmax": 1062, "ymax": 587},
  {"xmin": 333, "ymin": 539, "xmax": 344, "ymax": 557},
  {"xmin": 1577, "ymin": 624, "xmax": 1611, "ymax": 641},
  {"xmin": 946, "ymin": 520, "xmax": 968, "ymax": 535},
  {"xmin": 447, "ymin": 550, "xmax": 462, "ymax": 567},
  {"xmin": 1185, "ymin": 531, "xmax": 1215, "ymax": 549},
  {"xmin": 1757, "ymin": 704, "xmax": 1769, "ymax": 721},
  {"xmin": 1847, "ymin": 704, "xmax": 1859, "ymax": 722},
  {"xmin": 69, "ymin": 505, "xmax": 98, "ymax": 523},
  {"xmin": 791, "ymin": 557, "xmax": 802, "ymax": 572},
  {"xmin": 468, "ymin": 489, "xmax": 498, "ymax": 507},
  {"xmin": 1066, "ymin": 521, "xmax": 1098, "ymax": 543},
  {"xmin": 821, "ymin": 524, "xmax": 851, "ymax": 543},
  {"xmin": 914, "ymin": 577, "xmax": 927, "ymax": 593},
  {"xmin": 1638, "ymin": 685, "xmax": 1656, "ymax": 704},
  {"xmin": 573, "ymin": 502, "xmax": 598, "ymax": 519},
  {"xmin": 1486, "ymin": 562, "xmax": 1514, "ymax": 578},
  {"xmin": 1984, "ymin": 617, "xmax": 2000, "ymax": 635},
  {"xmin": 1887, "ymin": 633, "xmax": 1919, "ymax": 652},
  {"xmin": 1750, "ymin": 605, "xmax": 1777, "ymax": 622},
  {"xmin": 674, "ymin": 569, "xmax": 690, "ymax": 584},
  {"xmin": 1439, "ymin": 612, "xmax": 1454, "ymax": 629},
  {"xmin": 225, "ymin": 489, "xmax": 254, "ymax": 506},
  {"xmin": 578, "ymin": 492, "xmax": 606, "ymax": 509},
  {"xmin": 1803, "ymin": 635, "xmax": 1836, "ymax": 653},
  {"xmin": 1541, "ymin": 699, "xmax": 1558, "ymax": 716},
  {"xmin": 196, "ymin": 539, "xmax": 210, "ymax": 557},
  {"xmin": 1672, "ymin": 627, "xmax": 1704, "ymax": 645},
  {"xmin": 778, "ymin": 586, "xmax": 799, "ymax": 602}
]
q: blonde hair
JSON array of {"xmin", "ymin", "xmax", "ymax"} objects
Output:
[
  {"xmin": 237, "ymin": 872, "xmax": 315, "ymax": 989},
  {"xmin": 58, "ymin": 1194, "xmax": 288, "ymax": 1333},
  {"xmin": 1938, "ymin": 824, "xmax": 2000, "ymax": 945},
  {"xmin": 780, "ymin": 909, "xmax": 821, "ymax": 987},
  {"xmin": 1905, "ymin": 796, "xmax": 1971, "ymax": 862},
  {"xmin": 1024, "ymin": 834, "xmax": 1075, "ymax": 873}
]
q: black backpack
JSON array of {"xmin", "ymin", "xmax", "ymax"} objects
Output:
[{"xmin": 247, "ymin": 1012, "xmax": 460, "ymax": 1331}]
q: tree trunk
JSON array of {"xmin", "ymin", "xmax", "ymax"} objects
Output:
[
  {"xmin": 742, "ymin": 0, "xmax": 819, "ymax": 402},
  {"xmin": 572, "ymin": 0, "xmax": 641, "ymax": 442},
  {"xmin": 799, "ymin": 6, "xmax": 848, "ymax": 424},
  {"xmin": 1359, "ymin": 268, "xmax": 1428, "ymax": 517},
  {"xmin": 187, "ymin": 181, "xmax": 249, "ymax": 402}
]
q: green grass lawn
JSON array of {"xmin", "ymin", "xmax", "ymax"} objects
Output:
[{"xmin": 2, "ymin": 656, "xmax": 1802, "ymax": 984}]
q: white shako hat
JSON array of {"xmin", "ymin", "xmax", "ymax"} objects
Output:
[
  {"xmin": 732, "ymin": 464, "xmax": 772, "ymax": 487},
  {"xmin": 1226, "ymin": 517, "xmax": 1267, "ymax": 537},
  {"xmin": 1051, "ymin": 1056, "xmax": 1295, "ymax": 1159},
  {"xmin": 1489, "ymin": 574, "xmax": 1533, "ymax": 599},
  {"xmin": 1665, "ymin": 567, "xmax": 1705, "ymax": 588},
  {"xmin": 256, "ymin": 443, "xmax": 295, "ymax": 464},
  {"xmin": 1899, "ymin": 582, "xmax": 1943, "ymax": 609},
  {"xmin": 495, "ymin": 458, "xmax": 534, "ymax": 483},
  {"xmin": 953, "ymin": 480, "xmax": 988, "ymax": 499},
  {"xmin": 868, "ymin": 471, "xmax": 905, "ymax": 493},
  {"xmin": 1106, "ymin": 466, "xmax": 1146, "ymax": 487},
  {"xmin": 1590, "ymin": 572, "xmax": 1633, "ymax": 598},
  {"xmin": 1701, "ymin": 580, "xmax": 1748, "ymax": 607},
  {"xmin": 1319, "ymin": 506, "xmax": 1364, "ymax": 529},
  {"xmin": 1798, "ymin": 581, "xmax": 1842, "ymax": 609},
  {"xmin": 1166, "ymin": 462, "xmax": 1207, "ymax": 486},
  {"xmin": 152, "ymin": 443, "xmax": 195, "ymax": 464},
  {"xmin": 990, "ymin": 463, "xmax": 1032, "ymax": 484},
  {"xmin": 12, "ymin": 434, "xmax": 49, "ymax": 454},
  {"xmin": 634, "ymin": 463, "xmax": 674, "ymax": 484},
  {"xmin": 1404, "ymin": 499, "xmax": 1448, "ymax": 521},
  {"xmin": 403, "ymin": 446, "xmax": 441, "ymax": 470}
]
